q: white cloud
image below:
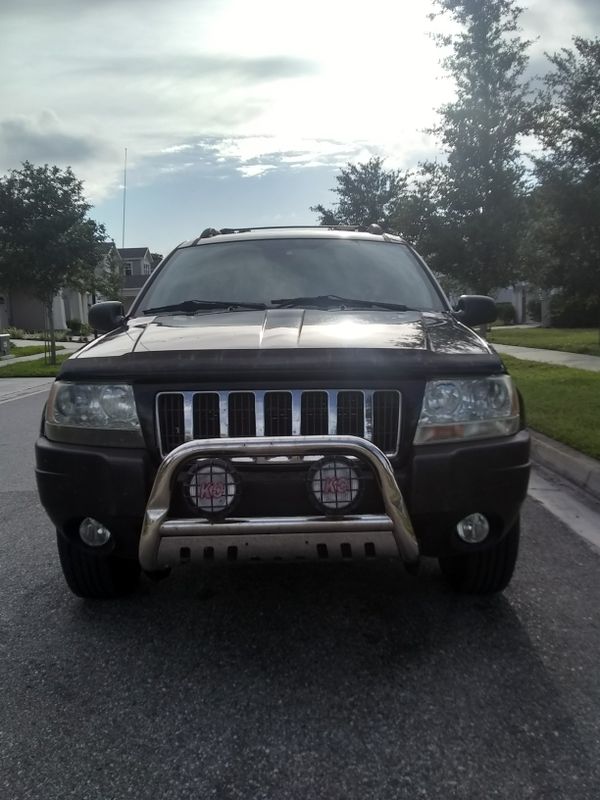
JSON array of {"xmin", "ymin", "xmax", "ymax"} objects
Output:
[
  {"xmin": 160, "ymin": 144, "xmax": 194, "ymax": 154},
  {"xmin": 203, "ymin": 135, "xmax": 366, "ymax": 166},
  {"xmin": 236, "ymin": 164, "xmax": 276, "ymax": 178},
  {"xmin": 158, "ymin": 161, "xmax": 195, "ymax": 174}
]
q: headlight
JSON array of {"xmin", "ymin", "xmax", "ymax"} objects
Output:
[
  {"xmin": 414, "ymin": 376, "xmax": 520, "ymax": 444},
  {"xmin": 98, "ymin": 386, "xmax": 139, "ymax": 423},
  {"xmin": 45, "ymin": 382, "xmax": 143, "ymax": 447}
]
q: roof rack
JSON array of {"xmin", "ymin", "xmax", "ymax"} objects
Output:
[{"xmin": 192, "ymin": 224, "xmax": 385, "ymax": 243}]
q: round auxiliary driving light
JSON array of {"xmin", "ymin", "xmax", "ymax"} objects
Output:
[
  {"xmin": 184, "ymin": 458, "xmax": 240, "ymax": 517},
  {"xmin": 307, "ymin": 457, "xmax": 362, "ymax": 514},
  {"xmin": 456, "ymin": 513, "xmax": 490, "ymax": 544},
  {"xmin": 79, "ymin": 517, "xmax": 112, "ymax": 547}
]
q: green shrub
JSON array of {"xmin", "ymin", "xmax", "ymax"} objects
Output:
[
  {"xmin": 526, "ymin": 298, "xmax": 541, "ymax": 322},
  {"xmin": 4, "ymin": 326, "xmax": 28, "ymax": 339},
  {"xmin": 67, "ymin": 318, "xmax": 82, "ymax": 335},
  {"xmin": 2, "ymin": 326, "xmax": 70, "ymax": 341},
  {"xmin": 550, "ymin": 293, "xmax": 599, "ymax": 328},
  {"xmin": 495, "ymin": 302, "xmax": 516, "ymax": 325}
]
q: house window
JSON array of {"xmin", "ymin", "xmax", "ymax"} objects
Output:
[
  {"xmin": 124, "ymin": 261, "xmax": 133, "ymax": 276},
  {"xmin": 143, "ymin": 262, "xmax": 151, "ymax": 275}
]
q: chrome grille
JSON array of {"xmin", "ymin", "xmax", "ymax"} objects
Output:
[
  {"xmin": 265, "ymin": 392, "xmax": 292, "ymax": 436},
  {"xmin": 373, "ymin": 390, "xmax": 401, "ymax": 453},
  {"xmin": 337, "ymin": 391, "xmax": 364, "ymax": 437},
  {"xmin": 228, "ymin": 392, "xmax": 256, "ymax": 437},
  {"xmin": 193, "ymin": 393, "xmax": 220, "ymax": 438},
  {"xmin": 156, "ymin": 390, "xmax": 401, "ymax": 457},
  {"xmin": 301, "ymin": 391, "xmax": 328, "ymax": 435},
  {"xmin": 157, "ymin": 393, "xmax": 185, "ymax": 453}
]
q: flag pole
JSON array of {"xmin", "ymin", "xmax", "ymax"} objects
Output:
[{"xmin": 121, "ymin": 147, "xmax": 128, "ymax": 248}]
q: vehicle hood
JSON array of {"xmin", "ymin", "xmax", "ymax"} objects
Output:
[
  {"xmin": 63, "ymin": 309, "xmax": 501, "ymax": 381},
  {"xmin": 78, "ymin": 309, "xmax": 493, "ymax": 354}
]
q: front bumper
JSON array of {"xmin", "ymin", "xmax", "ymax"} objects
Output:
[
  {"xmin": 139, "ymin": 435, "xmax": 419, "ymax": 571},
  {"xmin": 35, "ymin": 430, "xmax": 530, "ymax": 565}
]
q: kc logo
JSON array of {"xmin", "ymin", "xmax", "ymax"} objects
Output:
[
  {"xmin": 199, "ymin": 481, "xmax": 226, "ymax": 499},
  {"xmin": 323, "ymin": 477, "xmax": 350, "ymax": 494}
]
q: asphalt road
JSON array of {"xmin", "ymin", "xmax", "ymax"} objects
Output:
[{"xmin": 1, "ymin": 393, "xmax": 600, "ymax": 799}]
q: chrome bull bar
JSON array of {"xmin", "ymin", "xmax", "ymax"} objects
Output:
[{"xmin": 139, "ymin": 435, "xmax": 419, "ymax": 570}]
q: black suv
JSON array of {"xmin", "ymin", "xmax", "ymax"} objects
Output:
[{"xmin": 35, "ymin": 226, "xmax": 530, "ymax": 598}]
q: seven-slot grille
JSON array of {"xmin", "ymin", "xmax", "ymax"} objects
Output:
[{"xmin": 156, "ymin": 390, "xmax": 401, "ymax": 457}]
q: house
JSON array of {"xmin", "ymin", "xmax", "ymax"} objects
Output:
[
  {"xmin": 494, "ymin": 283, "xmax": 529, "ymax": 323},
  {"xmin": 6, "ymin": 287, "xmax": 71, "ymax": 332},
  {"xmin": 1, "ymin": 241, "xmax": 126, "ymax": 332},
  {"xmin": 118, "ymin": 247, "xmax": 155, "ymax": 311}
]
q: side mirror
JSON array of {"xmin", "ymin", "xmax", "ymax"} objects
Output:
[
  {"xmin": 88, "ymin": 301, "xmax": 126, "ymax": 334},
  {"xmin": 454, "ymin": 295, "xmax": 497, "ymax": 327}
]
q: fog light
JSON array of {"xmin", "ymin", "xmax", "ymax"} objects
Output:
[
  {"xmin": 184, "ymin": 458, "xmax": 240, "ymax": 517},
  {"xmin": 79, "ymin": 517, "xmax": 112, "ymax": 547},
  {"xmin": 308, "ymin": 457, "xmax": 362, "ymax": 513},
  {"xmin": 456, "ymin": 513, "xmax": 490, "ymax": 543}
]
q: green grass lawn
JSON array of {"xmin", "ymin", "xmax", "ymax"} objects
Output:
[
  {"xmin": 9, "ymin": 343, "xmax": 65, "ymax": 357},
  {"xmin": 503, "ymin": 355, "xmax": 600, "ymax": 460},
  {"xmin": 0, "ymin": 353, "xmax": 71, "ymax": 377},
  {"xmin": 489, "ymin": 327, "xmax": 600, "ymax": 356}
]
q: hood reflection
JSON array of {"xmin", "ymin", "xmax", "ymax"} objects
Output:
[{"xmin": 75, "ymin": 309, "xmax": 492, "ymax": 359}]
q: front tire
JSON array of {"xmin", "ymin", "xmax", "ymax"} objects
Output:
[
  {"xmin": 439, "ymin": 519, "xmax": 520, "ymax": 595},
  {"xmin": 57, "ymin": 532, "xmax": 140, "ymax": 599}
]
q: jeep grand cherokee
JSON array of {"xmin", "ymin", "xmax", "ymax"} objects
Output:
[{"xmin": 35, "ymin": 226, "xmax": 530, "ymax": 598}]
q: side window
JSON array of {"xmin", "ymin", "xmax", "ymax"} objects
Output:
[{"xmin": 124, "ymin": 261, "xmax": 133, "ymax": 276}]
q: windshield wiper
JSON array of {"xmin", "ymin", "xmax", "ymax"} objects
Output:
[
  {"xmin": 270, "ymin": 295, "xmax": 416, "ymax": 312},
  {"xmin": 142, "ymin": 299, "xmax": 267, "ymax": 315}
]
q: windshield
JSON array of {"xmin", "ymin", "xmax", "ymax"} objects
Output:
[{"xmin": 134, "ymin": 238, "xmax": 446, "ymax": 314}]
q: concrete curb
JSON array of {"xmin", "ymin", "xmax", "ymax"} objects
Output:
[{"xmin": 530, "ymin": 430, "xmax": 600, "ymax": 502}]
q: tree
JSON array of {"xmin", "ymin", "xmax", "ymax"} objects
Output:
[
  {"xmin": 528, "ymin": 38, "xmax": 600, "ymax": 331},
  {"xmin": 0, "ymin": 162, "xmax": 106, "ymax": 362},
  {"xmin": 94, "ymin": 245, "xmax": 124, "ymax": 304},
  {"xmin": 411, "ymin": 0, "xmax": 534, "ymax": 294},
  {"xmin": 310, "ymin": 157, "xmax": 409, "ymax": 228},
  {"xmin": 151, "ymin": 252, "xmax": 163, "ymax": 269}
]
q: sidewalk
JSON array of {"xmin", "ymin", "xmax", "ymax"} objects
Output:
[
  {"xmin": 493, "ymin": 343, "xmax": 600, "ymax": 372},
  {"xmin": 10, "ymin": 339, "xmax": 83, "ymax": 351}
]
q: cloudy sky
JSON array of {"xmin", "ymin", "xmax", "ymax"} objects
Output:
[{"xmin": 2, "ymin": 0, "xmax": 598, "ymax": 255}]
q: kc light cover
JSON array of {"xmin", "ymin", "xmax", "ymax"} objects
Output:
[
  {"xmin": 184, "ymin": 458, "xmax": 240, "ymax": 517},
  {"xmin": 308, "ymin": 457, "xmax": 362, "ymax": 513}
]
